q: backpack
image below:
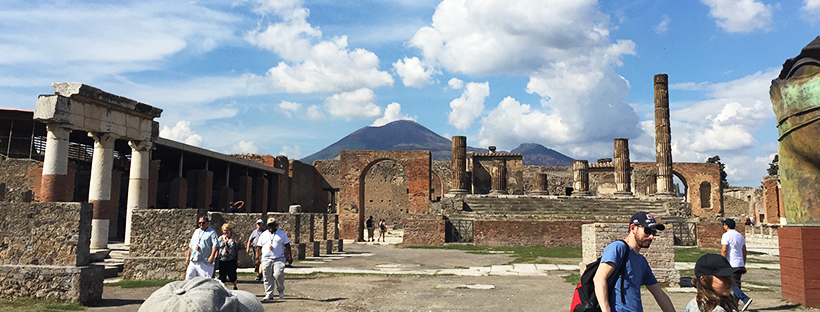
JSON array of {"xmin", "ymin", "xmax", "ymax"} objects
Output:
[{"xmin": 570, "ymin": 240, "xmax": 628, "ymax": 312}]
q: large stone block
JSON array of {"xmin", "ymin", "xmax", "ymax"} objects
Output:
[
  {"xmin": 0, "ymin": 264, "xmax": 103, "ymax": 304},
  {"xmin": 402, "ymin": 219, "xmax": 445, "ymax": 246},
  {"xmin": 0, "ymin": 202, "xmax": 92, "ymax": 266},
  {"xmin": 474, "ymin": 220, "xmax": 589, "ymax": 247},
  {"xmin": 129, "ymin": 209, "xmax": 199, "ymax": 258},
  {"xmin": 581, "ymin": 223, "xmax": 678, "ymax": 286}
]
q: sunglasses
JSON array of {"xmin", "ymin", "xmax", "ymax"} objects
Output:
[
  {"xmin": 643, "ymin": 227, "xmax": 657, "ymax": 236},
  {"xmin": 198, "ymin": 221, "xmax": 208, "ymax": 225}
]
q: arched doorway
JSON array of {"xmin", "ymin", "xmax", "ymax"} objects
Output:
[{"xmin": 361, "ymin": 159, "xmax": 410, "ymax": 240}]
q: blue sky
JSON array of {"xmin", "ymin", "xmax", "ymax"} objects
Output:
[{"xmin": 1, "ymin": 0, "xmax": 817, "ymax": 187}]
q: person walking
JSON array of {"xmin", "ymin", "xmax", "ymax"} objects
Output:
[
  {"xmin": 378, "ymin": 218, "xmax": 387, "ymax": 242},
  {"xmin": 185, "ymin": 216, "xmax": 219, "ymax": 279},
  {"xmin": 217, "ymin": 223, "xmax": 241, "ymax": 290},
  {"xmin": 247, "ymin": 219, "xmax": 265, "ymax": 282},
  {"xmin": 592, "ymin": 211, "xmax": 676, "ymax": 312},
  {"xmin": 255, "ymin": 217, "xmax": 293, "ymax": 301},
  {"xmin": 365, "ymin": 216, "xmax": 375, "ymax": 242},
  {"xmin": 721, "ymin": 218, "xmax": 753, "ymax": 311},
  {"xmin": 685, "ymin": 254, "xmax": 742, "ymax": 312}
]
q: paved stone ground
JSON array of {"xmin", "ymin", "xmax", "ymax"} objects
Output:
[{"xmin": 86, "ymin": 231, "xmax": 810, "ymax": 311}]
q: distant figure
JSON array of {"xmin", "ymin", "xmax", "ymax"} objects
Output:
[
  {"xmin": 255, "ymin": 217, "xmax": 293, "ymax": 301},
  {"xmin": 685, "ymin": 254, "xmax": 741, "ymax": 312},
  {"xmin": 721, "ymin": 219, "xmax": 752, "ymax": 311},
  {"xmin": 327, "ymin": 203, "xmax": 333, "ymax": 214},
  {"xmin": 247, "ymin": 219, "xmax": 265, "ymax": 282},
  {"xmin": 185, "ymin": 216, "xmax": 219, "ymax": 279},
  {"xmin": 366, "ymin": 216, "xmax": 375, "ymax": 242},
  {"xmin": 217, "ymin": 223, "xmax": 241, "ymax": 290},
  {"xmin": 744, "ymin": 218, "xmax": 751, "ymax": 226},
  {"xmin": 378, "ymin": 218, "xmax": 387, "ymax": 242},
  {"xmin": 229, "ymin": 201, "xmax": 245, "ymax": 213}
]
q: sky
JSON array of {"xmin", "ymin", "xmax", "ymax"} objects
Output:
[{"xmin": 1, "ymin": 0, "xmax": 818, "ymax": 187}]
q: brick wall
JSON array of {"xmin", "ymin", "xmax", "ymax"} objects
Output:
[
  {"xmin": 581, "ymin": 223, "xmax": 678, "ymax": 286},
  {"xmin": 779, "ymin": 226, "xmax": 820, "ymax": 307},
  {"xmin": 402, "ymin": 219, "xmax": 445, "ymax": 246},
  {"xmin": 697, "ymin": 222, "xmax": 745, "ymax": 250},
  {"xmin": 473, "ymin": 220, "xmax": 588, "ymax": 247}
]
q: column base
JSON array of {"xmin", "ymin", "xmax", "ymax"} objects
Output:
[
  {"xmin": 614, "ymin": 192, "xmax": 634, "ymax": 197},
  {"xmin": 529, "ymin": 191, "xmax": 549, "ymax": 196},
  {"xmin": 653, "ymin": 192, "xmax": 677, "ymax": 197},
  {"xmin": 90, "ymin": 219, "xmax": 109, "ymax": 249},
  {"xmin": 489, "ymin": 190, "xmax": 507, "ymax": 195},
  {"xmin": 571, "ymin": 192, "xmax": 591, "ymax": 197},
  {"xmin": 447, "ymin": 189, "xmax": 469, "ymax": 195}
]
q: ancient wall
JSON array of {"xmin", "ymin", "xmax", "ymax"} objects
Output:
[
  {"xmin": 313, "ymin": 158, "xmax": 340, "ymax": 190},
  {"xmin": 761, "ymin": 176, "xmax": 781, "ymax": 224},
  {"xmin": 470, "ymin": 156, "xmax": 524, "ymax": 195},
  {"xmin": 402, "ymin": 219, "xmax": 445, "ymax": 246},
  {"xmin": 0, "ymin": 157, "xmax": 44, "ymax": 202},
  {"xmin": 696, "ymin": 222, "xmax": 746, "ymax": 250},
  {"xmin": 473, "ymin": 220, "xmax": 589, "ymax": 247},
  {"xmin": 633, "ymin": 162, "xmax": 722, "ymax": 216},
  {"xmin": 0, "ymin": 202, "xmax": 103, "ymax": 303},
  {"xmin": 581, "ymin": 223, "xmax": 678, "ymax": 286},
  {"xmin": 290, "ymin": 160, "xmax": 330, "ymax": 213},
  {"xmin": 362, "ymin": 160, "xmax": 410, "ymax": 229},
  {"xmin": 522, "ymin": 166, "xmax": 573, "ymax": 195}
]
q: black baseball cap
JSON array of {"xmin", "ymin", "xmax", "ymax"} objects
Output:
[
  {"xmin": 695, "ymin": 254, "xmax": 742, "ymax": 277},
  {"xmin": 630, "ymin": 211, "xmax": 665, "ymax": 231},
  {"xmin": 722, "ymin": 219, "xmax": 736, "ymax": 229}
]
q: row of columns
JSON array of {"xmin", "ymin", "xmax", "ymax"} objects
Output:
[{"xmin": 572, "ymin": 138, "xmax": 633, "ymax": 197}]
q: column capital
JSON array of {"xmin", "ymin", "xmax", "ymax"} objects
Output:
[
  {"xmin": 128, "ymin": 140, "xmax": 153, "ymax": 151},
  {"xmin": 88, "ymin": 132, "xmax": 117, "ymax": 148}
]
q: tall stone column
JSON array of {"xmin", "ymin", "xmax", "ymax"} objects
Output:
[
  {"xmin": 40, "ymin": 124, "xmax": 72, "ymax": 202},
  {"xmin": 613, "ymin": 138, "xmax": 633, "ymax": 196},
  {"xmin": 125, "ymin": 140, "xmax": 151, "ymax": 245},
  {"xmin": 532, "ymin": 173, "xmax": 549, "ymax": 195},
  {"xmin": 572, "ymin": 160, "xmax": 591, "ymax": 196},
  {"xmin": 89, "ymin": 132, "xmax": 116, "ymax": 249},
  {"xmin": 490, "ymin": 158, "xmax": 507, "ymax": 195},
  {"xmin": 654, "ymin": 74, "xmax": 675, "ymax": 196},
  {"xmin": 449, "ymin": 136, "xmax": 468, "ymax": 194}
]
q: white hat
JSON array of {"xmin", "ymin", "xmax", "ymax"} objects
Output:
[
  {"xmin": 138, "ymin": 277, "xmax": 263, "ymax": 312},
  {"xmin": 267, "ymin": 217, "xmax": 276, "ymax": 225},
  {"xmin": 256, "ymin": 219, "xmax": 264, "ymax": 224}
]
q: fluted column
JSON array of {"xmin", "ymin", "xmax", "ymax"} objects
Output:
[
  {"xmin": 572, "ymin": 160, "xmax": 591, "ymax": 196},
  {"xmin": 614, "ymin": 138, "xmax": 633, "ymax": 196},
  {"xmin": 654, "ymin": 74, "xmax": 675, "ymax": 196},
  {"xmin": 532, "ymin": 173, "xmax": 549, "ymax": 195},
  {"xmin": 449, "ymin": 136, "xmax": 468, "ymax": 194},
  {"xmin": 89, "ymin": 132, "xmax": 117, "ymax": 249},
  {"xmin": 125, "ymin": 140, "xmax": 151, "ymax": 245},
  {"xmin": 490, "ymin": 158, "xmax": 507, "ymax": 195},
  {"xmin": 40, "ymin": 124, "xmax": 72, "ymax": 202}
]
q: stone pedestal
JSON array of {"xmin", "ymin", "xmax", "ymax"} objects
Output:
[
  {"xmin": 489, "ymin": 158, "xmax": 507, "ymax": 195},
  {"xmin": 779, "ymin": 226, "xmax": 820, "ymax": 308},
  {"xmin": 449, "ymin": 136, "xmax": 468, "ymax": 194},
  {"xmin": 654, "ymin": 74, "xmax": 675, "ymax": 196},
  {"xmin": 531, "ymin": 173, "xmax": 549, "ymax": 195},
  {"xmin": 613, "ymin": 138, "xmax": 633, "ymax": 197},
  {"xmin": 572, "ymin": 160, "xmax": 591, "ymax": 196}
]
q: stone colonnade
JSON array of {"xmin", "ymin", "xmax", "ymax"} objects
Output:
[
  {"xmin": 34, "ymin": 83, "xmax": 162, "ymax": 249},
  {"xmin": 654, "ymin": 74, "xmax": 675, "ymax": 196}
]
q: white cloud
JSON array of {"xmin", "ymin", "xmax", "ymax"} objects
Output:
[
  {"xmin": 477, "ymin": 96, "xmax": 570, "ymax": 148},
  {"xmin": 393, "ymin": 57, "xmax": 438, "ymax": 88},
  {"xmin": 279, "ymin": 145, "xmax": 302, "ymax": 159},
  {"xmin": 448, "ymin": 81, "xmax": 489, "ymax": 130},
  {"xmin": 654, "ymin": 15, "xmax": 671, "ymax": 34},
  {"xmin": 278, "ymin": 100, "xmax": 302, "ymax": 118},
  {"xmin": 802, "ymin": 0, "xmax": 820, "ymax": 22},
  {"xmin": 324, "ymin": 88, "xmax": 382, "ymax": 120},
  {"xmin": 700, "ymin": 0, "xmax": 772, "ymax": 33},
  {"xmin": 306, "ymin": 105, "xmax": 324, "ymax": 120},
  {"xmin": 245, "ymin": 0, "xmax": 394, "ymax": 94},
  {"xmin": 448, "ymin": 78, "xmax": 464, "ymax": 90},
  {"xmin": 160, "ymin": 120, "xmax": 204, "ymax": 146},
  {"xmin": 372, "ymin": 102, "xmax": 417, "ymax": 126},
  {"xmin": 231, "ymin": 141, "xmax": 259, "ymax": 154}
]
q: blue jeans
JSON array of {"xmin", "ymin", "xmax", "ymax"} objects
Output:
[{"xmin": 732, "ymin": 270, "xmax": 750, "ymax": 303}]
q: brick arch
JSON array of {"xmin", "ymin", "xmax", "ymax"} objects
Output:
[
  {"xmin": 632, "ymin": 162, "xmax": 722, "ymax": 217},
  {"xmin": 339, "ymin": 150, "xmax": 431, "ymax": 240}
]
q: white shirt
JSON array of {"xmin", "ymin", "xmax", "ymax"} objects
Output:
[
  {"xmin": 721, "ymin": 229, "xmax": 745, "ymax": 268},
  {"xmin": 256, "ymin": 229, "xmax": 290, "ymax": 262}
]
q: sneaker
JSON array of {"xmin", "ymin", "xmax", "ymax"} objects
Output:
[
  {"xmin": 279, "ymin": 293, "xmax": 284, "ymax": 299},
  {"xmin": 741, "ymin": 298, "xmax": 753, "ymax": 311},
  {"xmin": 262, "ymin": 295, "xmax": 273, "ymax": 301},
  {"xmin": 255, "ymin": 274, "xmax": 262, "ymax": 281},
  {"xmin": 233, "ymin": 285, "xmax": 238, "ymax": 290}
]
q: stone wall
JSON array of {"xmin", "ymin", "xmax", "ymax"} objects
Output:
[
  {"xmin": 402, "ymin": 219, "xmax": 445, "ymax": 246},
  {"xmin": 473, "ymin": 220, "xmax": 588, "ymax": 247},
  {"xmin": 290, "ymin": 160, "xmax": 330, "ymax": 213},
  {"xmin": 208, "ymin": 212, "xmax": 266, "ymax": 268},
  {"xmin": 697, "ymin": 222, "xmax": 745, "ymax": 250},
  {"xmin": 0, "ymin": 157, "xmax": 44, "ymax": 202},
  {"xmin": 0, "ymin": 202, "xmax": 102, "ymax": 303},
  {"xmin": 581, "ymin": 223, "xmax": 678, "ymax": 286},
  {"xmin": 362, "ymin": 160, "xmax": 410, "ymax": 228}
]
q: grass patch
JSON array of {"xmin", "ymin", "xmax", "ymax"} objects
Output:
[
  {"xmin": 746, "ymin": 258, "xmax": 779, "ymax": 264},
  {"xmin": 109, "ymin": 279, "xmax": 176, "ymax": 289},
  {"xmin": 404, "ymin": 245, "xmax": 581, "ymax": 264},
  {"xmin": 0, "ymin": 298, "xmax": 85, "ymax": 312},
  {"xmin": 564, "ymin": 273, "xmax": 581, "ymax": 285},
  {"xmin": 674, "ymin": 247, "xmax": 720, "ymax": 262},
  {"xmin": 679, "ymin": 269, "xmax": 695, "ymax": 278}
]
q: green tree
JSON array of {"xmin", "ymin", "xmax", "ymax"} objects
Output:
[
  {"xmin": 706, "ymin": 155, "xmax": 730, "ymax": 189},
  {"xmin": 767, "ymin": 154, "xmax": 779, "ymax": 176}
]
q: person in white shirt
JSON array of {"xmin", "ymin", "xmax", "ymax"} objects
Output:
[
  {"xmin": 185, "ymin": 216, "xmax": 219, "ymax": 279},
  {"xmin": 255, "ymin": 217, "xmax": 293, "ymax": 301},
  {"xmin": 721, "ymin": 218, "xmax": 752, "ymax": 311}
]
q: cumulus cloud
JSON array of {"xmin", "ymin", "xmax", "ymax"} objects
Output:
[
  {"xmin": 477, "ymin": 96, "xmax": 570, "ymax": 147},
  {"xmin": 700, "ymin": 0, "xmax": 772, "ymax": 33},
  {"xmin": 654, "ymin": 15, "xmax": 671, "ymax": 34},
  {"xmin": 393, "ymin": 57, "xmax": 438, "ymax": 88},
  {"xmin": 306, "ymin": 105, "xmax": 324, "ymax": 120},
  {"xmin": 372, "ymin": 102, "xmax": 417, "ymax": 126},
  {"xmin": 324, "ymin": 88, "xmax": 382, "ymax": 120},
  {"xmin": 279, "ymin": 145, "xmax": 302, "ymax": 159},
  {"xmin": 448, "ymin": 82, "xmax": 489, "ymax": 130},
  {"xmin": 231, "ymin": 141, "xmax": 259, "ymax": 154},
  {"xmin": 448, "ymin": 78, "xmax": 464, "ymax": 90},
  {"xmin": 245, "ymin": 0, "xmax": 394, "ymax": 94},
  {"xmin": 802, "ymin": 0, "xmax": 820, "ymax": 22},
  {"xmin": 277, "ymin": 100, "xmax": 301, "ymax": 118},
  {"xmin": 160, "ymin": 120, "xmax": 204, "ymax": 146}
]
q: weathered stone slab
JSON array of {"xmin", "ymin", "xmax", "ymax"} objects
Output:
[
  {"xmin": 0, "ymin": 264, "xmax": 103, "ymax": 304},
  {"xmin": 0, "ymin": 202, "xmax": 92, "ymax": 266}
]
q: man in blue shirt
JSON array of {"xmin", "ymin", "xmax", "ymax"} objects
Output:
[
  {"xmin": 185, "ymin": 216, "xmax": 219, "ymax": 279},
  {"xmin": 593, "ymin": 211, "xmax": 676, "ymax": 312}
]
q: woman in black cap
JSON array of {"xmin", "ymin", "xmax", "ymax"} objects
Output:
[{"xmin": 685, "ymin": 254, "xmax": 743, "ymax": 312}]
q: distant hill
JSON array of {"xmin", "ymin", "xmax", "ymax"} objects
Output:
[{"xmin": 299, "ymin": 120, "xmax": 571, "ymax": 166}]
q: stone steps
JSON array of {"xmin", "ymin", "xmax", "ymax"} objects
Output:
[
  {"xmin": 462, "ymin": 196, "xmax": 670, "ymax": 218},
  {"xmin": 94, "ymin": 242, "xmax": 128, "ymax": 279}
]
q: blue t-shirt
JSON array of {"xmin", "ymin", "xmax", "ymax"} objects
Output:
[
  {"xmin": 188, "ymin": 227, "xmax": 219, "ymax": 263},
  {"xmin": 600, "ymin": 241, "xmax": 659, "ymax": 312}
]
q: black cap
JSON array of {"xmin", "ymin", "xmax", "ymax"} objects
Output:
[
  {"xmin": 722, "ymin": 219, "xmax": 736, "ymax": 229},
  {"xmin": 695, "ymin": 254, "xmax": 742, "ymax": 277},
  {"xmin": 630, "ymin": 211, "xmax": 665, "ymax": 231}
]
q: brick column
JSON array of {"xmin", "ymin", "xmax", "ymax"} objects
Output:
[
  {"xmin": 40, "ymin": 124, "xmax": 72, "ymax": 202},
  {"xmin": 88, "ymin": 132, "xmax": 116, "ymax": 249},
  {"xmin": 779, "ymin": 226, "xmax": 820, "ymax": 307},
  {"xmin": 654, "ymin": 74, "xmax": 675, "ymax": 196},
  {"xmin": 490, "ymin": 158, "xmax": 507, "ymax": 195},
  {"xmin": 531, "ymin": 173, "xmax": 549, "ymax": 195},
  {"xmin": 169, "ymin": 177, "xmax": 188, "ymax": 208},
  {"xmin": 572, "ymin": 160, "xmax": 591, "ymax": 196},
  {"xmin": 268, "ymin": 174, "xmax": 279, "ymax": 212},
  {"xmin": 254, "ymin": 176, "xmax": 268, "ymax": 213},
  {"xmin": 186, "ymin": 170, "xmax": 213, "ymax": 210},
  {"xmin": 125, "ymin": 140, "xmax": 151, "ymax": 245},
  {"xmin": 238, "ymin": 176, "xmax": 253, "ymax": 209},
  {"xmin": 614, "ymin": 138, "xmax": 633, "ymax": 197},
  {"xmin": 449, "ymin": 136, "xmax": 468, "ymax": 194}
]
